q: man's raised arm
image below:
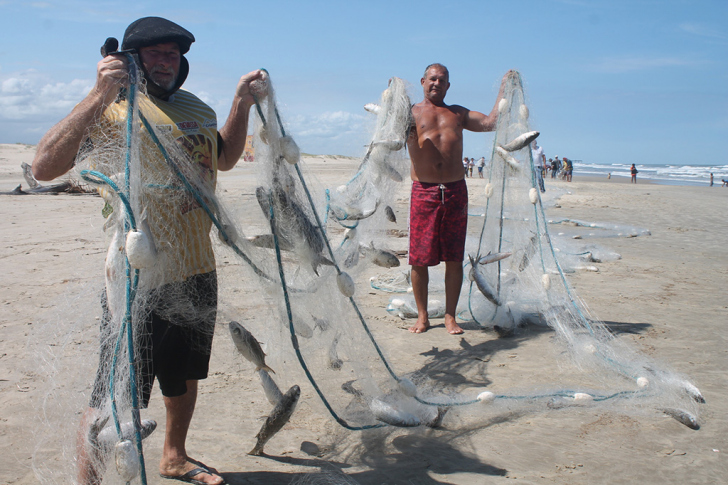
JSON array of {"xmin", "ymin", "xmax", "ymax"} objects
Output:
[
  {"xmin": 463, "ymin": 70, "xmax": 513, "ymax": 133},
  {"xmin": 32, "ymin": 55, "xmax": 129, "ymax": 181},
  {"xmin": 217, "ymin": 69, "xmax": 266, "ymax": 171}
]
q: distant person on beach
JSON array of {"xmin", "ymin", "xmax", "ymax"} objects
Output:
[
  {"xmin": 478, "ymin": 156, "xmax": 486, "ymax": 178},
  {"xmin": 710, "ymin": 173, "xmax": 713, "ymax": 186},
  {"xmin": 562, "ymin": 157, "xmax": 573, "ymax": 182},
  {"xmin": 550, "ymin": 158, "xmax": 557, "ymax": 178},
  {"xmin": 31, "ymin": 16, "xmax": 263, "ymax": 485},
  {"xmin": 722, "ymin": 178, "xmax": 728, "ymax": 187},
  {"xmin": 531, "ymin": 140, "xmax": 546, "ymax": 192},
  {"xmin": 631, "ymin": 164, "xmax": 638, "ymax": 184},
  {"xmin": 469, "ymin": 158, "xmax": 475, "ymax": 177},
  {"xmin": 407, "ymin": 63, "xmax": 510, "ymax": 335},
  {"xmin": 463, "ymin": 157, "xmax": 469, "ymax": 177}
]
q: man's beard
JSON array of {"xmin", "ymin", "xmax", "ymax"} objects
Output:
[{"xmin": 148, "ymin": 66, "xmax": 177, "ymax": 91}]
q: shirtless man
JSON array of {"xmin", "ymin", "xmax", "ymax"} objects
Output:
[{"xmin": 407, "ymin": 63, "xmax": 510, "ymax": 334}]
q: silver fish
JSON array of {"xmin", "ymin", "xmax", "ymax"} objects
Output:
[
  {"xmin": 519, "ymin": 234, "xmax": 538, "ymax": 272},
  {"xmin": 468, "ymin": 255, "xmax": 501, "ymax": 306},
  {"xmin": 229, "ymin": 321, "xmax": 275, "ymax": 374},
  {"xmin": 495, "ymin": 146, "xmax": 521, "ymax": 170},
  {"xmin": 331, "ymin": 199, "xmax": 380, "ymax": 221},
  {"xmin": 478, "ymin": 251, "xmax": 512, "ymax": 265},
  {"xmin": 370, "ymin": 398, "xmax": 420, "ymax": 427},
  {"xmin": 329, "ymin": 334, "xmax": 343, "ymax": 370},
  {"xmin": 661, "ymin": 408, "xmax": 700, "ymax": 430},
  {"xmin": 258, "ymin": 369, "xmax": 283, "ymax": 406},
  {"xmin": 246, "ymin": 234, "xmax": 294, "ymax": 251},
  {"xmin": 363, "ymin": 242, "xmax": 400, "ymax": 268},
  {"xmin": 384, "ymin": 205, "xmax": 397, "ymax": 223},
  {"xmin": 87, "ymin": 415, "xmax": 110, "ymax": 449},
  {"xmin": 341, "ymin": 379, "xmax": 364, "ymax": 399},
  {"xmin": 499, "ymin": 131, "xmax": 540, "ymax": 152},
  {"xmin": 256, "ymin": 186, "xmax": 333, "ymax": 275},
  {"xmin": 343, "ymin": 246, "xmax": 360, "ymax": 268},
  {"xmin": 96, "ymin": 419, "xmax": 157, "ymax": 453},
  {"xmin": 293, "ymin": 318, "xmax": 313, "ymax": 339},
  {"xmin": 364, "ymin": 103, "xmax": 381, "ymax": 114},
  {"xmin": 681, "ymin": 381, "xmax": 706, "ymax": 404},
  {"xmin": 312, "ymin": 316, "xmax": 330, "ymax": 332},
  {"xmin": 249, "ymin": 385, "xmax": 301, "ymax": 455},
  {"xmin": 375, "ymin": 162, "xmax": 404, "ymax": 183},
  {"xmin": 425, "ymin": 407, "xmax": 449, "ymax": 428}
]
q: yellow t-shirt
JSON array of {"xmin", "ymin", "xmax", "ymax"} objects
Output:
[{"xmin": 94, "ymin": 89, "xmax": 219, "ymax": 284}]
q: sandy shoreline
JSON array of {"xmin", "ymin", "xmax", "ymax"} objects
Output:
[{"xmin": 1, "ymin": 144, "xmax": 727, "ymax": 484}]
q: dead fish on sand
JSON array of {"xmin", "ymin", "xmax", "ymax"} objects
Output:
[
  {"xmin": 249, "ymin": 385, "xmax": 301, "ymax": 455},
  {"xmin": 384, "ymin": 205, "xmax": 397, "ymax": 223},
  {"xmin": 370, "ymin": 398, "xmax": 420, "ymax": 427},
  {"xmin": 229, "ymin": 321, "xmax": 275, "ymax": 373},
  {"xmin": 661, "ymin": 408, "xmax": 700, "ymax": 430},
  {"xmin": 329, "ymin": 334, "xmax": 343, "ymax": 370},
  {"xmin": 468, "ymin": 255, "xmax": 501, "ymax": 306},
  {"xmin": 361, "ymin": 242, "xmax": 400, "ymax": 268}
]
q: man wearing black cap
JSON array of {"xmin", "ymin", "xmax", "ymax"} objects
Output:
[{"xmin": 33, "ymin": 17, "xmax": 263, "ymax": 485}]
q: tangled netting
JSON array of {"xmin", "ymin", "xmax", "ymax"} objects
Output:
[
  {"xmin": 30, "ymin": 64, "xmax": 703, "ymax": 485},
  {"xmin": 453, "ymin": 71, "xmax": 703, "ymax": 422}
]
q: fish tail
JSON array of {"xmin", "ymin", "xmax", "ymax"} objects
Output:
[
  {"xmin": 257, "ymin": 364, "xmax": 276, "ymax": 374},
  {"xmin": 248, "ymin": 444, "xmax": 264, "ymax": 456}
]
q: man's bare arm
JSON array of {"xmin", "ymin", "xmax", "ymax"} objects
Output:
[
  {"xmin": 217, "ymin": 69, "xmax": 266, "ymax": 171},
  {"xmin": 463, "ymin": 70, "xmax": 513, "ymax": 133},
  {"xmin": 32, "ymin": 55, "xmax": 128, "ymax": 181}
]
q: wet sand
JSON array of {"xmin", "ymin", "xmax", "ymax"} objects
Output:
[{"xmin": 1, "ymin": 144, "xmax": 726, "ymax": 484}]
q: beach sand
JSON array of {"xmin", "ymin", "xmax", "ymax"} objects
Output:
[{"xmin": 1, "ymin": 143, "xmax": 726, "ymax": 484}]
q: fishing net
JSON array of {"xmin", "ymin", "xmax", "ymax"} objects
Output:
[
  {"xmin": 451, "ymin": 71, "xmax": 703, "ymax": 424},
  {"xmin": 29, "ymin": 63, "xmax": 703, "ymax": 485}
]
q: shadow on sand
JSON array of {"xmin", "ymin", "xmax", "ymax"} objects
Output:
[{"xmin": 221, "ymin": 430, "xmax": 508, "ymax": 484}]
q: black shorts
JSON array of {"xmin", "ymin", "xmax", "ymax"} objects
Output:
[{"xmin": 90, "ymin": 271, "xmax": 218, "ymax": 408}]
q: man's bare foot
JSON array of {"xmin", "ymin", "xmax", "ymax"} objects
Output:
[
  {"xmin": 160, "ymin": 458, "xmax": 225, "ymax": 485},
  {"xmin": 409, "ymin": 318, "xmax": 430, "ymax": 333},
  {"xmin": 444, "ymin": 316, "xmax": 464, "ymax": 335}
]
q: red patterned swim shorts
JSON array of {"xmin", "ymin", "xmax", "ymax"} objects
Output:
[{"xmin": 408, "ymin": 179, "xmax": 468, "ymax": 266}]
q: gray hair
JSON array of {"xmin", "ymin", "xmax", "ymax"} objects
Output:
[{"xmin": 423, "ymin": 63, "xmax": 449, "ymax": 80}]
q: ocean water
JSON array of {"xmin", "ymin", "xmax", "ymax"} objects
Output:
[{"xmin": 569, "ymin": 161, "xmax": 728, "ymax": 187}]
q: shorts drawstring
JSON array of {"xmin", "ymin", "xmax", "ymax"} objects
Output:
[{"xmin": 439, "ymin": 184, "xmax": 446, "ymax": 205}]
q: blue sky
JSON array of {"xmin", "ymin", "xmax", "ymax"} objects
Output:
[{"xmin": 1, "ymin": 0, "xmax": 726, "ymax": 165}]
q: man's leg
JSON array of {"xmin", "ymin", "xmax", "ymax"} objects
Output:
[
  {"xmin": 409, "ymin": 265, "xmax": 430, "ymax": 333},
  {"xmin": 444, "ymin": 261, "xmax": 464, "ymax": 334},
  {"xmin": 159, "ymin": 380, "xmax": 224, "ymax": 485}
]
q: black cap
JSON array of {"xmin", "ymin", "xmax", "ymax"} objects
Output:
[{"xmin": 121, "ymin": 17, "xmax": 195, "ymax": 54}]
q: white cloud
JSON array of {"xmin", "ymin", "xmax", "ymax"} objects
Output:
[
  {"xmin": 289, "ymin": 111, "xmax": 368, "ymax": 139},
  {"xmin": 590, "ymin": 56, "xmax": 697, "ymax": 73},
  {"xmin": 0, "ymin": 70, "xmax": 93, "ymax": 120},
  {"xmin": 679, "ymin": 23, "xmax": 727, "ymax": 41},
  {"xmin": 284, "ymin": 110, "xmax": 371, "ymax": 156}
]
